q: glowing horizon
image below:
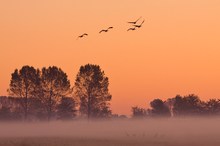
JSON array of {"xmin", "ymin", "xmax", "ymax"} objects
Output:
[{"xmin": 0, "ymin": 0, "xmax": 220, "ymax": 115}]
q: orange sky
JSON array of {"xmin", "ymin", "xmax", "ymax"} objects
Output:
[{"xmin": 0, "ymin": 0, "xmax": 220, "ymax": 115}]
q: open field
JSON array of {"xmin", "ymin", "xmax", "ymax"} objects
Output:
[{"xmin": 0, "ymin": 118, "xmax": 220, "ymax": 146}]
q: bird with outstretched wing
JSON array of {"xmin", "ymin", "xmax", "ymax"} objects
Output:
[
  {"xmin": 133, "ymin": 20, "xmax": 145, "ymax": 28},
  {"xmin": 77, "ymin": 33, "xmax": 88, "ymax": 40},
  {"xmin": 99, "ymin": 27, "xmax": 114, "ymax": 34},
  {"xmin": 127, "ymin": 17, "xmax": 142, "ymax": 24},
  {"xmin": 127, "ymin": 27, "xmax": 136, "ymax": 31}
]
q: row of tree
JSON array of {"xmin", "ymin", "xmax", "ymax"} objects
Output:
[
  {"xmin": 0, "ymin": 64, "xmax": 111, "ymax": 121},
  {"xmin": 1, "ymin": 64, "xmax": 220, "ymax": 121},
  {"xmin": 132, "ymin": 94, "xmax": 220, "ymax": 118}
]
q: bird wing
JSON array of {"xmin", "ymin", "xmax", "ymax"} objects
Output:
[
  {"xmin": 99, "ymin": 30, "xmax": 104, "ymax": 33},
  {"xmin": 127, "ymin": 21, "xmax": 135, "ymax": 24},
  {"xmin": 128, "ymin": 28, "xmax": 136, "ymax": 31},
  {"xmin": 133, "ymin": 25, "xmax": 139, "ymax": 27},
  {"xmin": 108, "ymin": 27, "xmax": 113, "ymax": 29},
  {"xmin": 141, "ymin": 20, "xmax": 145, "ymax": 25},
  {"xmin": 135, "ymin": 17, "xmax": 142, "ymax": 22}
]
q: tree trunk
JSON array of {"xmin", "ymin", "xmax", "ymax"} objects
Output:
[
  {"xmin": 48, "ymin": 90, "xmax": 52, "ymax": 121},
  {"xmin": 24, "ymin": 89, "xmax": 28, "ymax": 121},
  {"xmin": 88, "ymin": 94, "xmax": 91, "ymax": 120},
  {"xmin": 87, "ymin": 87, "xmax": 91, "ymax": 120}
]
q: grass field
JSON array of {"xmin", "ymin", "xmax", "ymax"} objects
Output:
[{"xmin": 0, "ymin": 118, "xmax": 220, "ymax": 146}]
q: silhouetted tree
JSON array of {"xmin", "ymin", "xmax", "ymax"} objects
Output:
[
  {"xmin": 205, "ymin": 99, "xmax": 220, "ymax": 115},
  {"xmin": 74, "ymin": 64, "xmax": 112, "ymax": 119},
  {"xmin": 0, "ymin": 97, "xmax": 10, "ymax": 120},
  {"xmin": 165, "ymin": 98, "xmax": 175, "ymax": 117},
  {"xmin": 39, "ymin": 66, "xmax": 71, "ymax": 121},
  {"xmin": 57, "ymin": 97, "xmax": 77, "ymax": 120},
  {"xmin": 150, "ymin": 99, "xmax": 171, "ymax": 117},
  {"xmin": 8, "ymin": 66, "xmax": 40, "ymax": 120},
  {"xmin": 131, "ymin": 106, "xmax": 147, "ymax": 118},
  {"xmin": 173, "ymin": 94, "xmax": 204, "ymax": 116},
  {"xmin": 0, "ymin": 106, "xmax": 11, "ymax": 120},
  {"xmin": 0, "ymin": 96, "xmax": 23, "ymax": 121}
]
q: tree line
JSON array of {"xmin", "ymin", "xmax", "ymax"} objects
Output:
[
  {"xmin": 0, "ymin": 64, "xmax": 111, "ymax": 121},
  {"xmin": 1, "ymin": 64, "xmax": 220, "ymax": 121},
  {"xmin": 132, "ymin": 94, "xmax": 220, "ymax": 118}
]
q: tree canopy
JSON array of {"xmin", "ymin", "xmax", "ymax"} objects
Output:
[
  {"xmin": 74, "ymin": 64, "xmax": 112, "ymax": 119},
  {"xmin": 8, "ymin": 65, "xmax": 40, "ymax": 120},
  {"xmin": 40, "ymin": 66, "xmax": 71, "ymax": 120}
]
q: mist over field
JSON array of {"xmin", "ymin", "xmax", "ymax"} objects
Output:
[{"xmin": 0, "ymin": 118, "xmax": 220, "ymax": 146}]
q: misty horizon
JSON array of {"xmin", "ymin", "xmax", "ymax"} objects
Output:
[{"xmin": 1, "ymin": 118, "xmax": 220, "ymax": 146}]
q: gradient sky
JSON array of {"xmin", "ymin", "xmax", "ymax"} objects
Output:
[{"xmin": 0, "ymin": 0, "xmax": 220, "ymax": 115}]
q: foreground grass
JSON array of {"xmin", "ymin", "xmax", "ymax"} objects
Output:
[
  {"xmin": 0, "ymin": 137, "xmax": 220, "ymax": 146},
  {"xmin": 1, "ymin": 118, "xmax": 220, "ymax": 146},
  {"xmin": 0, "ymin": 137, "xmax": 171, "ymax": 146}
]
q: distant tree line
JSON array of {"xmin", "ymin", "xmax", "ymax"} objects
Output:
[
  {"xmin": 132, "ymin": 94, "xmax": 220, "ymax": 118},
  {"xmin": 0, "ymin": 64, "xmax": 111, "ymax": 121},
  {"xmin": 1, "ymin": 65, "xmax": 220, "ymax": 121}
]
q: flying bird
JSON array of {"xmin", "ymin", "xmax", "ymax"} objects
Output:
[
  {"xmin": 99, "ymin": 27, "xmax": 114, "ymax": 34},
  {"xmin": 99, "ymin": 29, "xmax": 108, "ymax": 33},
  {"xmin": 133, "ymin": 20, "xmax": 145, "ymax": 28},
  {"xmin": 127, "ymin": 27, "xmax": 136, "ymax": 31},
  {"xmin": 77, "ymin": 33, "xmax": 88, "ymax": 39},
  {"xmin": 127, "ymin": 17, "xmax": 142, "ymax": 24}
]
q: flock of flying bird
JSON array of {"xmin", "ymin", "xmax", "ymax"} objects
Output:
[{"xmin": 77, "ymin": 17, "xmax": 145, "ymax": 39}]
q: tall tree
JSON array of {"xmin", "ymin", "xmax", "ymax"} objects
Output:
[
  {"xmin": 8, "ymin": 66, "xmax": 40, "ymax": 120},
  {"xmin": 74, "ymin": 64, "xmax": 112, "ymax": 119},
  {"xmin": 40, "ymin": 66, "xmax": 71, "ymax": 121}
]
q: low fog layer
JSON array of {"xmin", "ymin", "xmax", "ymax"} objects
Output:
[{"xmin": 1, "ymin": 118, "xmax": 220, "ymax": 146}]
